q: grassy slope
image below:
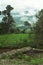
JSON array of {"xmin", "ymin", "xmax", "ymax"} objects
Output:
[{"xmin": 0, "ymin": 34, "xmax": 29, "ymax": 48}]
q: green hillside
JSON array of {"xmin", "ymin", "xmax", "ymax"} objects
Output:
[{"xmin": 0, "ymin": 34, "xmax": 30, "ymax": 48}]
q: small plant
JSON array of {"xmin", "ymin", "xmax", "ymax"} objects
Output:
[
  {"xmin": 15, "ymin": 51, "xmax": 23, "ymax": 59},
  {"xmin": 0, "ymin": 53, "xmax": 8, "ymax": 59}
]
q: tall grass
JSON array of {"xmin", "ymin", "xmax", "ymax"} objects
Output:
[{"xmin": 0, "ymin": 34, "xmax": 30, "ymax": 48}]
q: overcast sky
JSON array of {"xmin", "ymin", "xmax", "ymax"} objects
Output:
[
  {"xmin": 0, "ymin": 0, "xmax": 42, "ymax": 24},
  {"xmin": 0, "ymin": 0, "xmax": 43, "ymax": 11}
]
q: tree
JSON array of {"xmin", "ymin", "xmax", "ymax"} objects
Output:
[
  {"xmin": 33, "ymin": 9, "xmax": 43, "ymax": 49},
  {"xmin": 2, "ymin": 10, "xmax": 7, "ymax": 16},
  {"xmin": 0, "ymin": 5, "xmax": 15, "ymax": 34},
  {"xmin": 0, "ymin": 11, "xmax": 1, "ymax": 15},
  {"xmin": 23, "ymin": 21, "xmax": 31, "ymax": 33},
  {"xmin": 24, "ymin": 21, "xmax": 31, "ymax": 26}
]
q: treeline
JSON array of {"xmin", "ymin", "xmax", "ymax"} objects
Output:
[{"xmin": 30, "ymin": 9, "xmax": 43, "ymax": 49}]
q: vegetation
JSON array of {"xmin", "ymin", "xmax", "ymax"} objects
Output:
[
  {"xmin": 0, "ymin": 51, "xmax": 43, "ymax": 65},
  {"xmin": 32, "ymin": 9, "xmax": 43, "ymax": 49},
  {"xmin": 0, "ymin": 5, "xmax": 15, "ymax": 34},
  {"xmin": 0, "ymin": 5, "xmax": 43, "ymax": 49},
  {"xmin": 0, "ymin": 34, "xmax": 31, "ymax": 48},
  {"xmin": 0, "ymin": 5, "xmax": 31, "ymax": 34},
  {"xmin": 0, "ymin": 5, "xmax": 43, "ymax": 65}
]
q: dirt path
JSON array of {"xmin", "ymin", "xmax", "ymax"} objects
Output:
[{"xmin": 0, "ymin": 47, "xmax": 43, "ymax": 55}]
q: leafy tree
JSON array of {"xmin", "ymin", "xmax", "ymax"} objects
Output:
[
  {"xmin": 33, "ymin": 9, "xmax": 43, "ymax": 48},
  {"xmin": 22, "ymin": 21, "xmax": 31, "ymax": 33},
  {"xmin": 2, "ymin": 10, "xmax": 7, "ymax": 16},
  {"xmin": 0, "ymin": 11, "xmax": 1, "ymax": 15},
  {"xmin": 24, "ymin": 21, "xmax": 31, "ymax": 26},
  {"xmin": 6, "ymin": 5, "xmax": 13, "ymax": 12},
  {"xmin": 0, "ymin": 5, "xmax": 15, "ymax": 34}
]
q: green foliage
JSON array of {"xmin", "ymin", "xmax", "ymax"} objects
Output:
[
  {"xmin": 0, "ymin": 34, "xmax": 29, "ymax": 48},
  {"xmin": 0, "ymin": 52, "xmax": 43, "ymax": 65},
  {"xmin": 32, "ymin": 9, "xmax": 43, "ymax": 49},
  {"xmin": 6, "ymin": 5, "xmax": 13, "ymax": 12},
  {"xmin": 15, "ymin": 51, "xmax": 23, "ymax": 59},
  {"xmin": 0, "ymin": 11, "xmax": 1, "ymax": 15},
  {"xmin": 0, "ymin": 5, "xmax": 16, "ymax": 34},
  {"xmin": 24, "ymin": 21, "xmax": 31, "ymax": 26},
  {"xmin": 2, "ymin": 10, "xmax": 7, "ymax": 15}
]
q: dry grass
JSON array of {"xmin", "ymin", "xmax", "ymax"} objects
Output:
[
  {"xmin": 0, "ymin": 47, "xmax": 43, "ymax": 65},
  {"xmin": 0, "ymin": 59, "xmax": 29, "ymax": 65}
]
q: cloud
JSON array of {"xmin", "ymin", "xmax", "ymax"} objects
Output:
[
  {"xmin": 12, "ymin": 8, "xmax": 36, "ymax": 17},
  {"xmin": 0, "ymin": 0, "xmax": 43, "ymax": 11},
  {"xmin": 20, "ymin": 17, "xmax": 28, "ymax": 21}
]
